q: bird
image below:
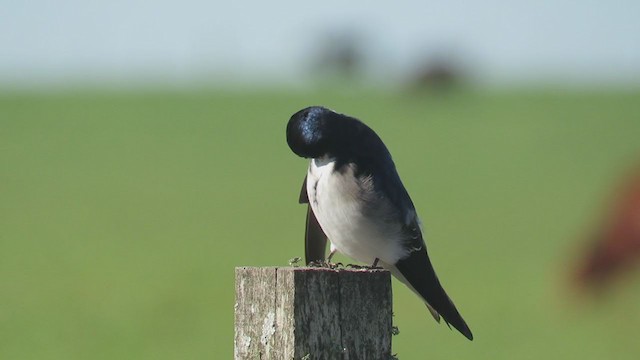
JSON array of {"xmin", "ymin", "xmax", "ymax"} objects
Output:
[{"xmin": 286, "ymin": 106, "xmax": 473, "ymax": 340}]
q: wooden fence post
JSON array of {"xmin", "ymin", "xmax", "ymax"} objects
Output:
[{"xmin": 234, "ymin": 267, "xmax": 393, "ymax": 360}]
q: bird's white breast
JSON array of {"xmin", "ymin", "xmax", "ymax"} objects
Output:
[{"xmin": 307, "ymin": 156, "xmax": 409, "ymax": 265}]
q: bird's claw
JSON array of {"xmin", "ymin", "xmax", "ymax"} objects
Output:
[
  {"xmin": 345, "ymin": 263, "xmax": 383, "ymax": 270},
  {"xmin": 308, "ymin": 260, "xmax": 343, "ymax": 269}
]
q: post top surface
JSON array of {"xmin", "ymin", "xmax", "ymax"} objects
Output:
[{"xmin": 234, "ymin": 266, "xmax": 390, "ymax": 274}]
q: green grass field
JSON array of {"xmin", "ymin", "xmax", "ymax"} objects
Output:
[{"xmin": 2, "ymin": 88, "xmax": 640, "ymax": 359}]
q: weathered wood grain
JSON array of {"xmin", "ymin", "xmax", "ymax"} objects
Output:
[{"xmin": 234, "ymin": 267, "xmax": 392, "ymax": 360}]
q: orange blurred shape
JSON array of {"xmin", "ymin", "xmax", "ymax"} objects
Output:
[{"xmin": 574, "ymin": 166, "xmax": 640, "ymax": 290}]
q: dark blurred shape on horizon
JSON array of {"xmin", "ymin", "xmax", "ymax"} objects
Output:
[
  {"xmin": 573, "ymin": 164, "xmax": 640, "ymax": 292},
  {"xmin": 310, "ymin": 30, "xmax": 366, "ymax": 82},
  {"xmin": 306, "ymin": 32, "xmax": 476, "ymax": 93},
  {"xmin": 407, "ymin": 50, "xmax": 469, "ymax": 93}
]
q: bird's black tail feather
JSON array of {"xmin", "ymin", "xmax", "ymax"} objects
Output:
[{"xmin": 395, "ymin": 249, "xmax": 473, "ymax": 340}]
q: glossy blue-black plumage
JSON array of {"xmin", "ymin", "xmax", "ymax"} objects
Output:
[
  {"xmin": 286, "ymin": 106, "xmax": 473, "ymax": 340},
  {"xmin": 287, "ymin": 106, "xmax": 415, "ymax": 220}
]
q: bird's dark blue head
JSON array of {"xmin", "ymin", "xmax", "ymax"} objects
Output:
[
  {"xmin": 286, "ymin": 105, "xmax": 392, "ymax": 167},
  {"xmin": 286, "ymin": 106, "xmax": 340, "ymax": 159}
]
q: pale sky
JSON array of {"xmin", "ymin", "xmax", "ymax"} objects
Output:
[{"xmin": 2, "ymin": 0, "xmax": 639, "ymax": 87}]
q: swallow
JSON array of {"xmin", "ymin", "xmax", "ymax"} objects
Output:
[{"xmin": 286, "ymin": 106, "xmax": 473, "ymax": 340}]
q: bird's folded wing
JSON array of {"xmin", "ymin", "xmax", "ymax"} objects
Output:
[{"xmin": 299, "ymin": 175, "xmax": 328, "ymax": 264}]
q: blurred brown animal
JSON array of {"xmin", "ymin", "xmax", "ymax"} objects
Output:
[{"xmin": 574, "ymin": 166, "xmax": 640, "ymax": 290}]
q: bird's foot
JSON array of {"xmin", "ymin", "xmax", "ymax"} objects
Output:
[
  {"xmin": 346, "ymin": 258, "xmax": 383, "ymax": 270},
  {"xmin": 346, "ymin": 263, "xmax": 366, "ymax": 269},
  {"xmin": 345, "ymin": 263, "xmax": 381, "ymax": 270},
  {"xmin": 369, "ymin": 258, "xmax": 383, "ymax": 270},
  {"xmin": 308, "ymin": 260, "xmax": 343, "ymax": 269}
]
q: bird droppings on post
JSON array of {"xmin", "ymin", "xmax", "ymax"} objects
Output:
[
  {"xmin": 235, "ymin": 332, "xmax": 251, "ymax": 358},
  {"xmin": 260, "ymin": 312, "xmax": 275, "ymax": 347}
]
